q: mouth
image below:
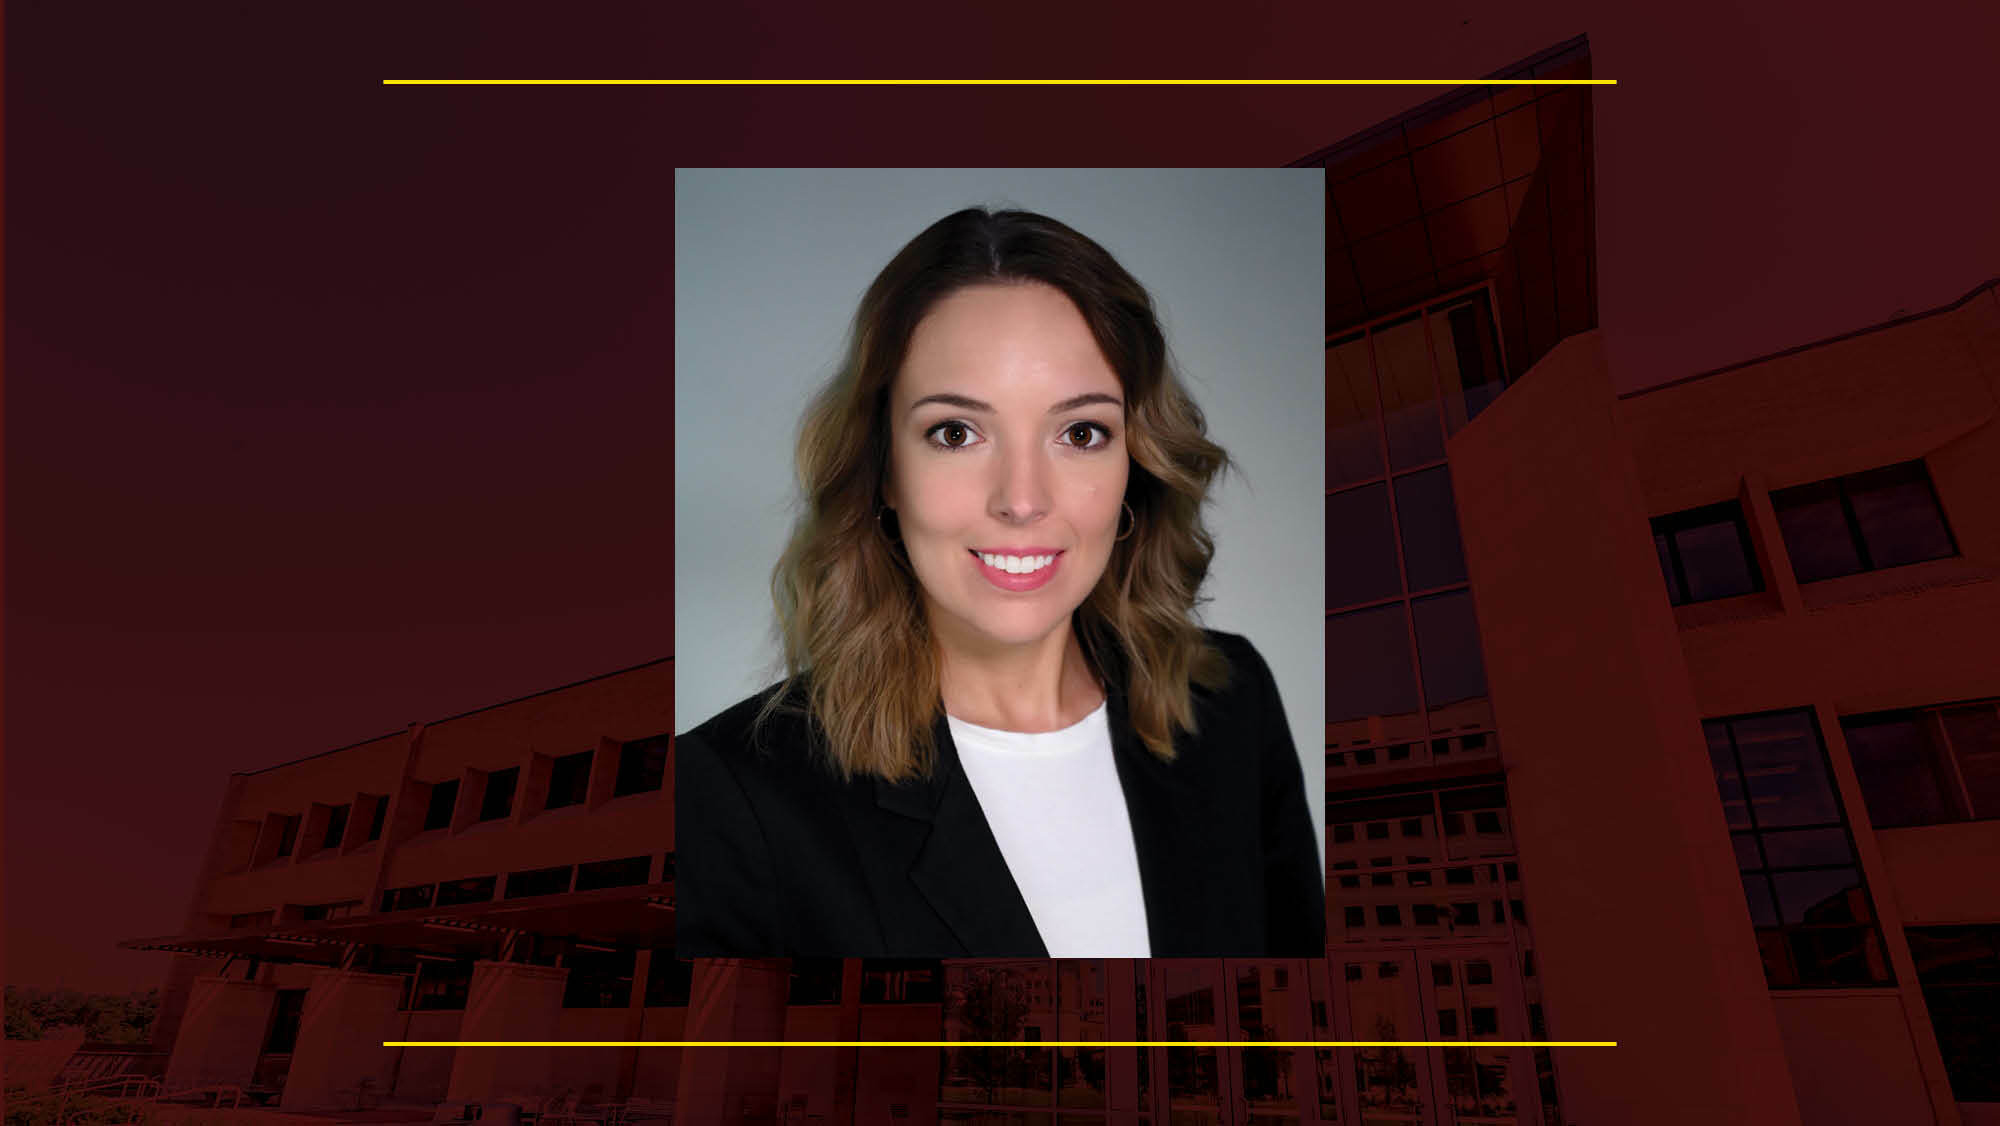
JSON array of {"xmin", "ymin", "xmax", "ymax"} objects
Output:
[{"xmin": 969, "ymin": 548, "xmax": 1064, "ymax": 592}]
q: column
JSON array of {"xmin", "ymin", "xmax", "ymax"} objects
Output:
[
  {"xmin": 447, "ymin": 962, "xmax": 569, "ymax": 1102},
  {"xmin": 278, "ymin": 969, "xmax": 405, "ymax": 1110},
  {"xmin": 163, "ymin": 976, "xmax": 277, "ymax": 1090},
  {"xmin": 675, "ymin": 958, "xmax": 790, "ymax": 1123}
]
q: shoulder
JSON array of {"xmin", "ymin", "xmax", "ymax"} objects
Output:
[
  {"xmin": 1195, "ymin": 629, "xmax": 1279, "ymax": 701},
  {"xmin": 680, "ymin": 679, "xmax": 829, "ymax": 783}
]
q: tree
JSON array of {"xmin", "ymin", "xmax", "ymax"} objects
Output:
[{"xmin": 946, "ymin": 968, "xmax": 1031, "ymax": 1104}]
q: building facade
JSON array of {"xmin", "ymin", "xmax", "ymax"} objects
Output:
[{"xmin": 119, "ymin": 37, "xmax": 1999, "ymax": 1126}]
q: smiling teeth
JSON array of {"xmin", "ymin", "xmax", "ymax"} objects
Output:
[{"xmin": 978, "ymin": 552, "xmax": 1055, "ymax": 574}]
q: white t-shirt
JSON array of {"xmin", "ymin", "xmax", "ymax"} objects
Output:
[{"xmin": 946, "ymin": 701, "xmax": 1153, "ymax": 957}]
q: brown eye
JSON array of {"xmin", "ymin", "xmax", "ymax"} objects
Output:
[
  {"xmin": 1063, "ymin": 422, "xmax": 1108, "ymax": 449},
  {"xmin": 927, "ymin": 421, "xmax": 976, "ymax": 449}
]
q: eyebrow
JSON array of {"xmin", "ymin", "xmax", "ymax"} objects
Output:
[{"xmin": 906, "ymin": 391, "xmax": 1124, "ymax": 416}]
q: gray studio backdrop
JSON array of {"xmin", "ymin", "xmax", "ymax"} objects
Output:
[{"xmin": 674, "ymin": 168, "xmax": 1326, "ymax": 853}]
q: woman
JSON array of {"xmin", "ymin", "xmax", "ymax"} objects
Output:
[{"xmin": 676, "ymin": 207, "xmax": 1322, "ymax": 958}]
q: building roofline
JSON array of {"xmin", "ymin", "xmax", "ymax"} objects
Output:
[
  {"xmin": 1616, "ymin": 275, "xmax": 2000, "ymax": 401},
  {"xmin": 239, "ymin": 654, "xmax": 675, "ymax": 777},
  {"xmin": 1288, "ymin": 34, "xmax": 1591, "ymax": 168}
]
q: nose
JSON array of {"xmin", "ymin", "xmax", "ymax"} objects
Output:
[{"xmin": 988, "ymin": 441, "xmax": 1052, "ymax": 525}]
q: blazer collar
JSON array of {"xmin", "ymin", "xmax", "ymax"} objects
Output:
[
  {"xmin": 868, "ymin": 650, "xmax": 1211, "ymax": 957},
  {"xmin": 873, "ymin": 715, "xmax": 1047, "ymax": 956}
]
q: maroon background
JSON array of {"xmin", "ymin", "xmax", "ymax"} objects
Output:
[{"xmin": 7, "ymin": 1, "xmax": 1999, "ymax": 992}]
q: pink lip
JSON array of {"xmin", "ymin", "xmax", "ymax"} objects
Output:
[{"xmin": 969, "ymin": 548, "xmax": 1064, "ymax": 593}]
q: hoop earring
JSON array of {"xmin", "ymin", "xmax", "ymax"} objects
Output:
[
  {"xmin": 876, "ymin": 506, "xmax": 901, "ymax": 543},
  {"xmin": 1115, "ymin": 501, "xmax": 1136, "ymax": 542}
]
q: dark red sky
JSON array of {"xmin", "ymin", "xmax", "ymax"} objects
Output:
[{"xmin": 7, "ymin": 2, "xmax": 1997, "ymax": 991}]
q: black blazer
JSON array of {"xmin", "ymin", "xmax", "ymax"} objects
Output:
[{"xmin": 674, "ymin": 630, "xmax": 1325, "ymax": 957}]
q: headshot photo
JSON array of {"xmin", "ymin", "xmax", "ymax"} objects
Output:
[{"xmin": 674, "ymin": 169, "xmax": 1324, "ymax": 958}]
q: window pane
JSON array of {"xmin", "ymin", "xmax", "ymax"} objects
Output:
[
  {"xmin": 1706, "ymin": 721, "xmax": 1751, "ymax": 830},
  {"xmin": 1787, "ymin": 926, "xmax": 1890, "ymax": 987},
  {"xmin": 1432, "ymin": 297, "xmax": 1505, "ymax": 433},
  {"xmin": 1394, "ymin": 467, "xmax": 1467, "ymax": 591},
  {"xmin": 615, "ymin": 735, "xmax": 670, "ymax": 797},
  {"xmin": 546, "ymin": 750, "xmax": 593, "ymax": 810},
  {"xmin": 322, "ymin": 805, "xmax": 350, "ymax": 850},
  {"xmin": 1740, "ymin": 874, "xmax": 1779, "ymax": 927},
  {"xmin": 480, "ymin": 767, "xmax": 519, "ymax": 822},
  {"xmin": 1653, "ymin": 531, "xmax": 1682, "ymax": 605},
  {"xmin": 1327, "ymin": 335, "xmax": 1383, "ymax": 489},
  {"xmin": 1728, "ymin": 712, "xmax": 1840, "ymax": 828},
  {"xmin": 1759, "ymin": 827, "xmax": 1853, "ymax": 868},
  {"xmin": 1841, "ymin": 713, "xmax": 1962, "ymax": 828},
  {"xmin": 1845, "ymin": 461, "xmax": 1955, "ymax": 569},
  {"xmin": 424, "ymin": 779, "xmax": 460, "ymax": 831},
  {"xmin": 1412, "ymin": 590, "xmax": 1487, "ymax": 712},
  {"xmin": 1942, "ymin": 704, "xmax": 2000, "ymax": 819},
  {"xmin": 1327, "ymin": 603, "xmax": 1420, "ymax": 723},
  {"xmin": 1773, "ymin": 480, "xmax": 1864, "ymax": 583},
  {"xmin": 1731, "ymin": 832, "xmax": 1762, "ymax": 870},
  {"xmin": 1908, "ymin": 925, "xmax": 2000, "ymax": 1101},
  {"xmin": 1374, "ymin": 316, "xmax": 1444, "ymax": 469},
  {"xmin": 1672, "ymin": 516, "xmax": 1760, "ymax": 602},
  {"xmin": 1920, "ymin": 985, "xmax": 2000, "ymax": 1101},
  {"xmin": 1327, "ymin": 483, "xmax": 1403, "ymax": 609},
  {"xmin": 1773, "ymin": 868, "xmax": 1868, "ymax": 925}
]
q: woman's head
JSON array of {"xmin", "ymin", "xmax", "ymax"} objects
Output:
[{"xmin": 769, "ymin": 207, "xmax": 1230, "ymax": 780}]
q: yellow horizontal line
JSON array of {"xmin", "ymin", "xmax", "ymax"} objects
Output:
[
  {"xmin": 382, "ymin": 1048, "xmax": 1616, "ymax": 1056},
  {"xmin": 380, "ymin": 79, "xmax": 1616, "ymax": 87}
]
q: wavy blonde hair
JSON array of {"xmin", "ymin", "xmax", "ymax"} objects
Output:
[{"xmin": 762, "ymin": 207, "xmax": 1230, "ymax": 782}]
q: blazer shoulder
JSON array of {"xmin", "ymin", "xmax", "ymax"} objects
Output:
[
  {"xmin": 681, "ymin": 679, "xmax": 824, "ymax": 778},
  {"xmin": 1196, "ymin": 629, "xmax": 1277, "ymax": 700}
]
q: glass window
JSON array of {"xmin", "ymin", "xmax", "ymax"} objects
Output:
[
  {"xmin": 646, "ymin": 951, "xmax": 695, "ymax": 1007},
  {"xmin": 1375, "ymin": 316, "xmax": 1444, "ymax": 469},
  {"xmin": 1773, "ymin": 460, "xmax": 1956, "ymax": 583},
  {"xmin": 1845, "ymin": 461, "xmax": 1957, "ymax": 568},
  {"xmin": 575, "ymin": 854, "xmax": 652, "ymax": 891},
  {"xmin": 412, "ymin": 957, "xmax": 474, "ymax": 1011},
  {"xmin": 479, "ymin": 767, "xmax": 518, "ymax": 822},
  {"xmin": 1413, "ymin": 590, "xmax": 1487, "ymax": 712},
  {"xmin": 1706, "ymin": 709, "xmax": 1893, "ymax": 987},
  {"xmin": 561, "ymin": 945, "xmax": 635, "ymax": 1008},
  {"xmin": 615, "ymin": 735, "xmax": 670, "ymax": 797},
  {"xmin": 274, "ymin": 814, "xmax": 300, "ymax": 858},
  {"xmin": 1943, "ymin": 704, "xmax": 2000, "ymax": 818},
  {"xmin": 1327, "ymin": 603, "xmax": 1420, "ymax": 723},
  {"xmin": 1843, "ymin": 700, "xmax": 2000, "ymax": 827},
  {"xmin": 1394, "ymin": 466, "xmax": 1468, "ymax": 591},
  {"xmin": 1842, "ymin": 712, "xmax": 1966, "ymax": 827},
  {"xmin": 380, "ymin": 883, "xmax": 434, "ymax": 912},
  {"xmin": 321, "ymin": 804, "xmax": 350, "ymax": 850},
  {"xmin": 1771, "ymin": 480, "xmax": 1861, "ymax": 582},
  {"xmin": 788, "ymin": 958, "xmax": 845, "ymax": 1004},
  {"xmin": 545, "ymin": 749, "xmax": 592, "ymax": 810},
  {"xmin": 1907, "ymin": 925, "xmax": 2000, "ymax": 1102},
  {"xmin": 423, "ymin": 779, "xmax": 460, "ymax": 831},
  {"xmin": 504, "ymin": 864, "xmax": 573, "ymax": 899},
  {"xmin": 1327, "ymin": 483, "xmax": 1403, "ymax": 609},
  {"xmin": 1432, "ymin": 296, "xmax": 1507, "ymax": 433},
  {"xmin": 435, "ymin": 875, "xmax": 496, "ymax": 907},
  {"xmin": 1651, "ymin": 501, "xmax": 1763, "ymax": 605},
  {"xmin": 1327, "ymin": 334, "xmax": 1384, "ymax": 489},
  {"xmin": 365, "ymin": 795, "xmax": 387, "ymax": 841}
]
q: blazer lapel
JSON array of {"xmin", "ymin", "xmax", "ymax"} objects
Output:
[
  {"xmin": 872, "ymin": 716, "xmax": 1047, "ymax": 957},
  {"xmin": 1103, "ymin": 675, "xmax": 1218, "ymax": 956}
]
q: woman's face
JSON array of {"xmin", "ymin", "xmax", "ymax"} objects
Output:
[{"xmin": 885, "ymin": 282, "xmax": 1130, "ymax": 656}]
